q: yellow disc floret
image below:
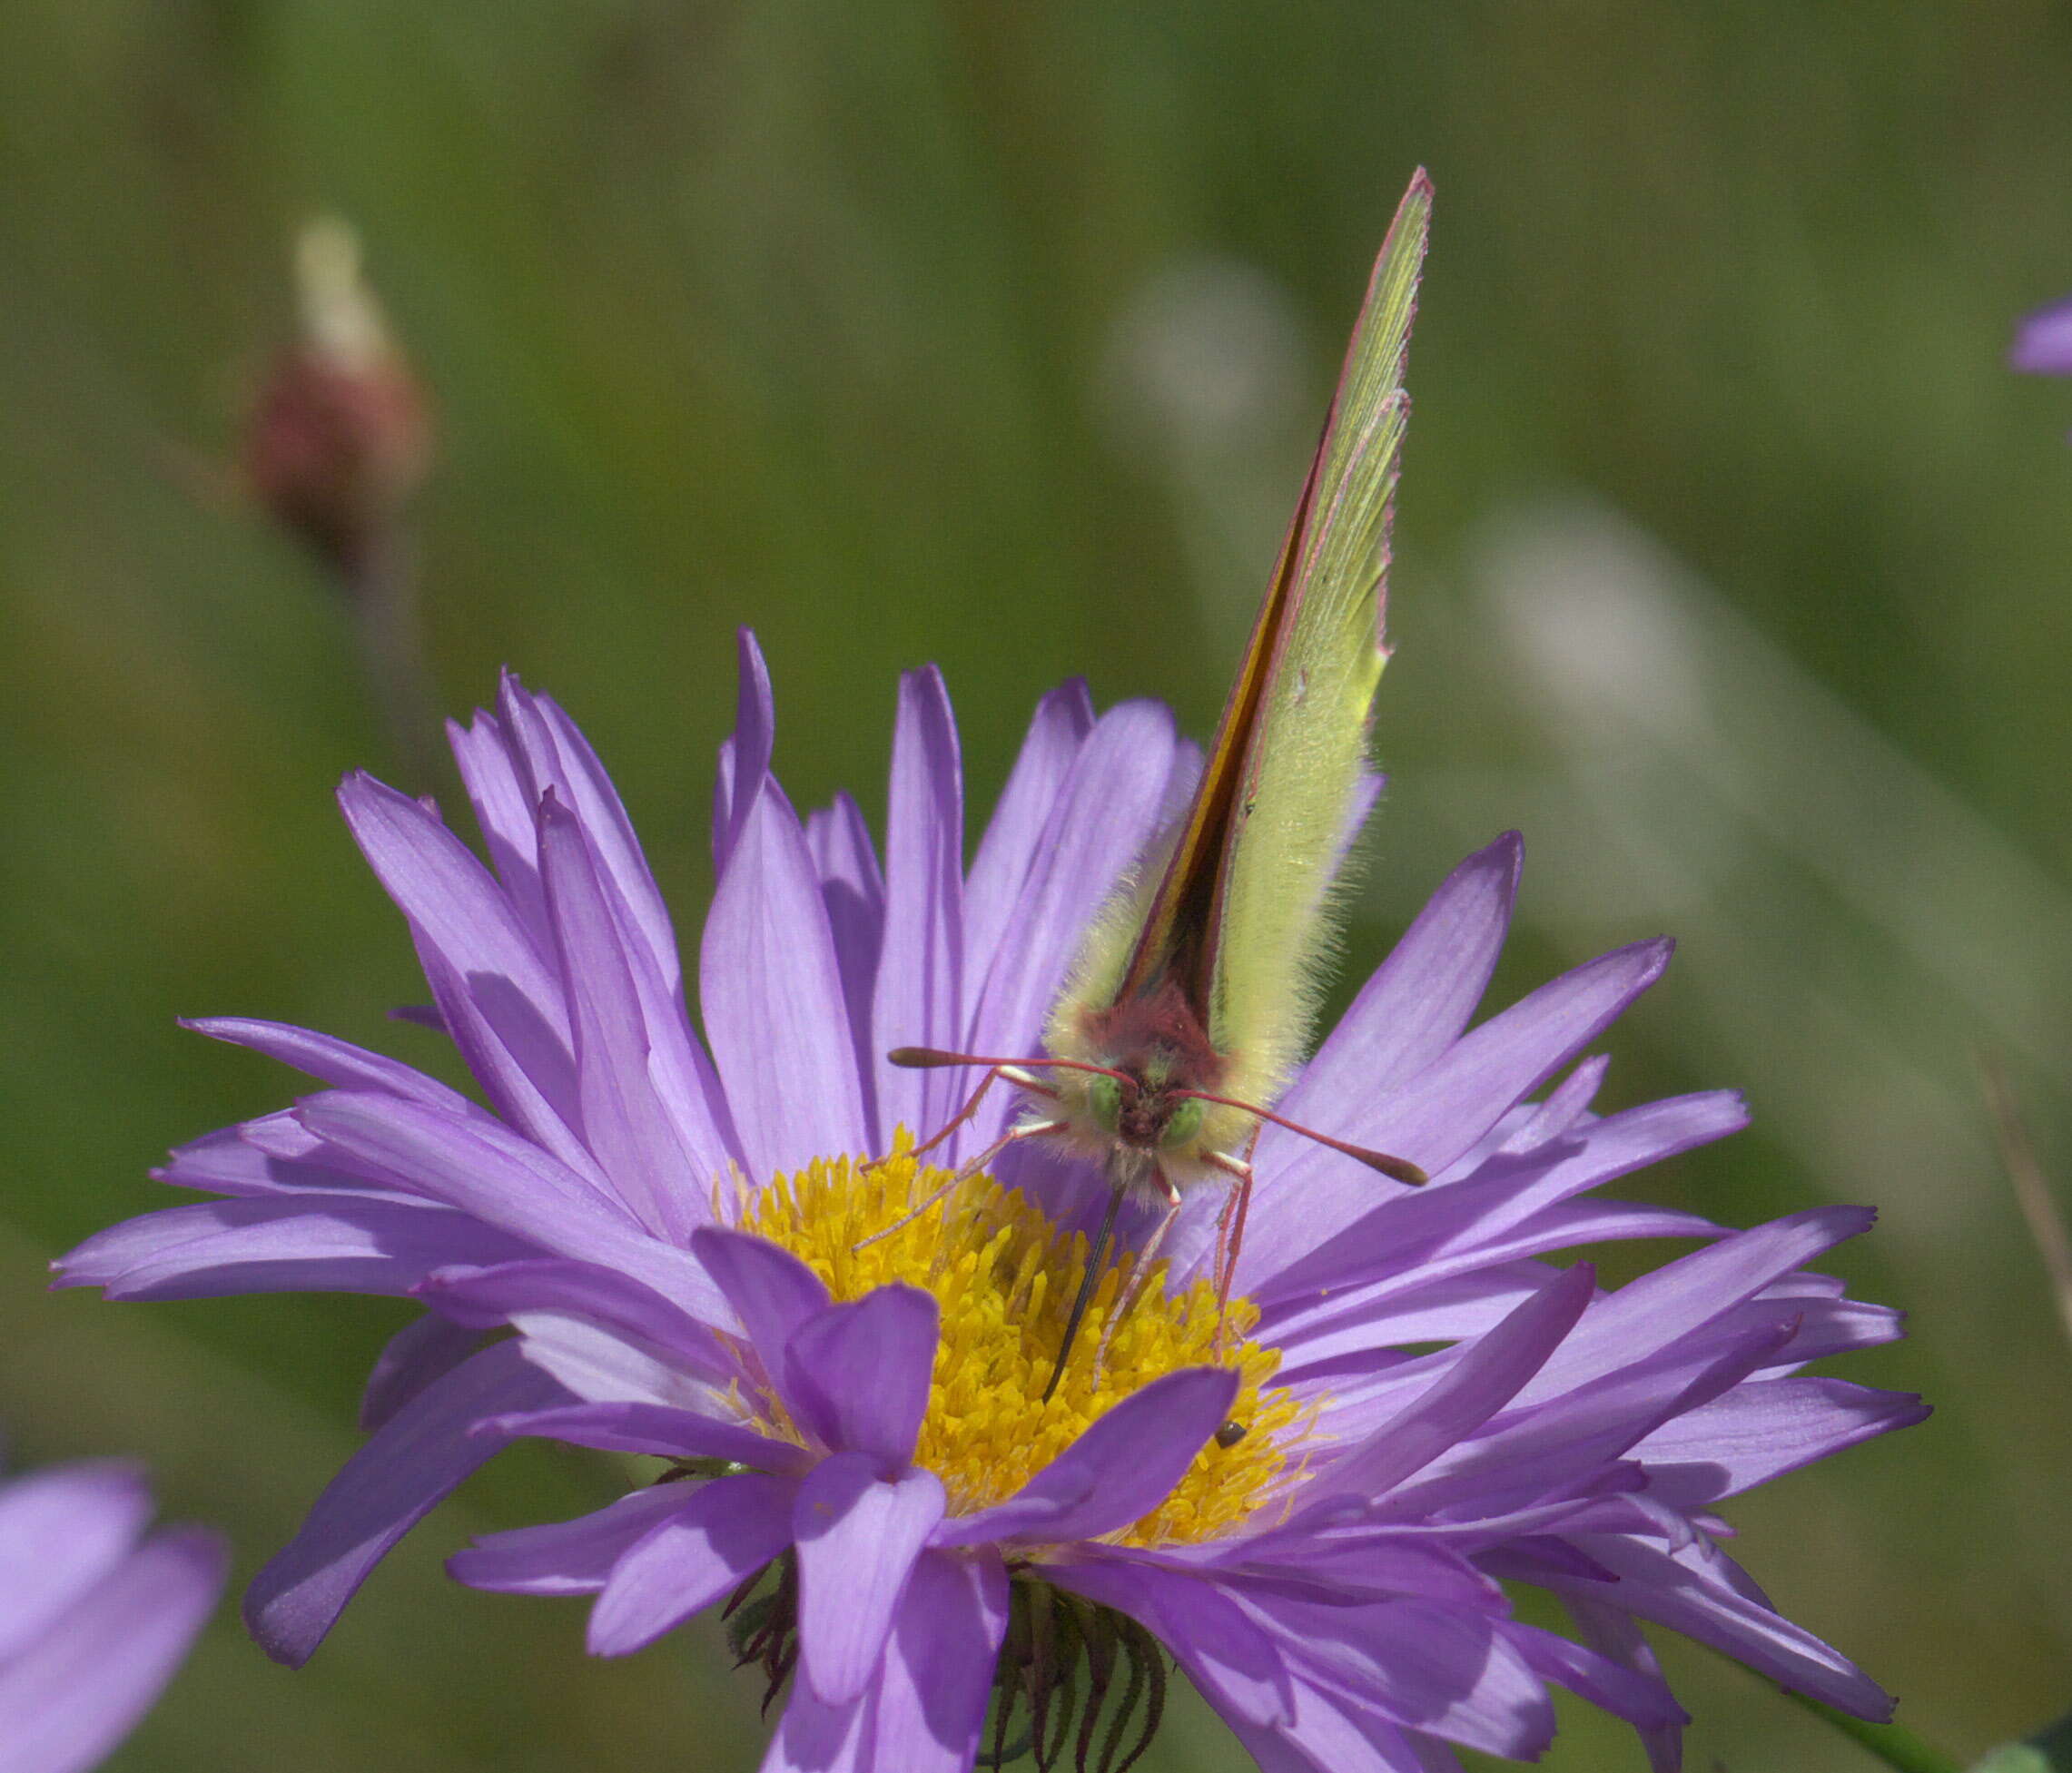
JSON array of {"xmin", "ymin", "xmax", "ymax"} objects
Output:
[{"xmin": 729, "ymin": 1137, "xmax": 1316, "ymax": 1548}]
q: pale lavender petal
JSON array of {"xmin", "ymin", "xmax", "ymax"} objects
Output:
[
  {"xmin": 1511, "ymin": 1207, "xmax": 1874, "ymax": 1407},
  {"xmin": 502, "ymin": 1312, "xmax": 728, "ymax": 1412},
  {"xmin": 245, "ymin": 1339, "xmax": 565, "ymax": 1665},
  {"xmin": 296, "ymin": 1093, "xmax": 726, "ymax": 1320},
  {"xmin": 337, "ymin": 773, "xmax": 587, "ymax": 1163},
  {"xmin": 1550, "ymin": 1535, "xmax": 1893, "ymax": 1719},
  {"xmin": 2012, "ymin": 295, "xmax": 2072, "ymax": 373},
  {"xmin": 693, "ymin": 1227, "xmax": 833, "ymax": 1364},
  {"xmin": 871, "ymin": 666, "xmax": 965, "ymax": 1144},
  {"xmin": 148, "ymin": 1118, "xmax": 409, "ymax": 1202},
  {"xmin": 0, "ymin": 1464, "xmax": 153, "ymax": 1661},
  {"xmin": 783, "ymin": 1288, "xmax": 939, "ymax": 1464},
  {"xmin": 588, "ymin": 1473, "xmax": 797, "ymax": 1654},
  {"xmin": 1051, "ymin": 1557, "xmax": 1291, "ymax": 1727},
  {"xmin": 448, "ymin": 1483, "xmax": 693, "ymax": 1595},
  {"xmin": 714, "ymin": 629, "xmax": 777, "ymax": 874},
  {"xmin": 1258, "ymin": 1091, "xmax": 1745, "ymax": 1311},
  {"xmin": 1559, "ymin": 1597, "xmax": 1682, "ymax": 1773},
  {"xmin": 1219, "ymin": 1679, "xmax": 1436, "ymax": 1773},
  {"xmin": 1242, "ymin": 939, "xmax": 1673, "ymax": 1287},
  {"xmin": 360, "ymin": 1313, "xmax": 485, "ymax": 1431},
  {"xmin": 871, "ymin": 1551, "xmax": 1010, "ymax": 1773},
  {"xmin": 0, "ymin": 1523, "xmax": 225, "ymax": 1773},
  {"xmin": 702, "ymin": 783, "xmax": 870, "ymax": 1177},
  {"xmin": 480, "ymin": 1401, "xmax": 810, "ymax": 1473},
  {"xmin": 502, "ymin": 675, "xmax": 687, "ymax": 998},
  {"xmin": 1631, "ymin": 1377, "xmax": 1929, "ymax": 1506},
  {"xmin": 1503, "ymin": 1621, "xmax": 1687, "ymax": 1731},
  {"xmin": 809, "ymin": 792, "xmax": 886, "ymax": 1106},
  {"xmin": 1279, "ymin": 832, "xmax": 1522, "ymax": 1127},
  {"xmin": 757, "ymin": 1683, "xmax": 873, "ymax": 1773},
  {"xmin": 1313, "ymin": 1265, "xmax": 1594, "ymax": 1501},
  {"xmin": 448, "ymin": 704, "xmax": 550, "ymax": 936},
  {"xmin": 1252, "ymin": 1595, "xmax": 1554, "ymax": 1758},
  {"xmin": 538, "ymin": 793, "xmax": 701, "ymax": 1240},
  {"xmin": 794, "ymin": 1455, "xmax": 946, "ymax": 1705},
  {"xmin": 182, "ymin": 1016, "xmax": 470, "ymax": 1111},
  {"xmin": 62, "ymin": 1196, "xmax": 535, "ymax": 1301},
  {"xmin": 418, "ymin": 1258, "xmax": 721, "ymax": 1361},
  {"xmin": 962, "ymin": 679, "xmax": 1095, "ymax": 995},
  {"xmin": 963, "ymin": 699, "xmax": 1182, "ymax": 1071},
  {"xmin": 932, "ymin": 1366, "xmax": 1237, "ymax": 1547}
]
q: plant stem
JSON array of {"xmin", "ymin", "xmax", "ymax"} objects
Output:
[{"xmin": 1781, "ymin": 1689, "xmax": 1966, "ymax": 1773}]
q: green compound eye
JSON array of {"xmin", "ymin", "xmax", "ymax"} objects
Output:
[
  {"xmin": 1089, "ymin": 1074, "xmax": 1123, "ymax": 1132},
  {"xmin": 1160, "ymin": 1097, "xmax": 1205, "ymax": 1149}
]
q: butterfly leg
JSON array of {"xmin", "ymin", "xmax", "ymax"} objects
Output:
[
  {"xmin": 852, "ymin": 1114, "xmax": 1066, "ymax": 1253},
  {"xmin": 1202, "ymin": 1143, "xmax": 1258, "ymax": 1364}
]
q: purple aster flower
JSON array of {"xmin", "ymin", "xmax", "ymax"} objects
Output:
[
  {"xmin": 0, "ymin": 1453, "xmax": 226, "ymax": 1773},
  {"xmin": 2013, "ymin": 294, "xmax": 2072, "ymax": 373},
  {"xmin": 59, "ymin": 635, "xmax": 1924, "ymax": 1770}
]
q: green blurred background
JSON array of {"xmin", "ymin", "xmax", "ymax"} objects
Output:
[{"xmin": 3, "ymin": 2, "xmax": 2069, "ymax": 1767}]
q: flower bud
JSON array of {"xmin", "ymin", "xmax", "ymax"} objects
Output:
[{"xmin": 243, "ymin": 218, "xmax": 432, "ymax": 573}]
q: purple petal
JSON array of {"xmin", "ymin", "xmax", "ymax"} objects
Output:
[
  {"xmin": 2012, "ymin": 294, "xmax": 2072, "ymax": 373},
  {"xmin": 1279, "ymin": 833, "xmax": 1521, "ymax": 1126},
  {"xmin": 296, "ymin": 1093, "xmax": 726, "ymax": 1321},
  {"xmin": 1252, "ymin": 1594, "xmax": 1554, "ymax": 1758},
  {"xmin": 1313, "ymin": 1264, "xmax": 1594, "ymax": 1501},
  {"xmin": 1547, "ymin": 1534, "xmax": 1894, "ymax": 1719},
  {"xmin": 537, "ymin": 793, "xmax": 705, "ymax": 1241},
  {"xmin": 481, "ymin": 1401, "xmax": 809, "ymax": 1474},
  {"xmin": 1511, "ymin": 1206, "xmax": 1874, "ymax": 1406},
  {"xmin": 183, "ymin": 1017, "xmax": 469, "ymax": 1111},
  {"xmin": 871, "ymin": 666, "xmax": 966, "ymax": 1145},
  {"xmin": 963, "ymin": 699, "xmax": 1183, "ymax": 1073},
  {"xmin": 337, "ymin": 773, "xmax": 590, "ymax": 1168},
  {"xmin": 783, "ymin": 1287, "xmax": 939, "ymax": 1464},
  {"xmin": 1632, "ymin": 1377, "xmax": 1929, "ymax": 1506},
  {"xmin": 757, "ymin": 1684, "xmax": 873, "ymax": 1773},
  {"xmin": 1259, "ymin": 1090, "xmax": 1742, "ymax": 1316},
  {"xmin": 448, "ymin": 1482, "xmax": 693, "ymax": 1595},
  {"xmin": 794, "ymin": 1454, "xmax": 946, "ymax": 1705},
  {"xmin": 244, "ymin": 1339, "xmax": 566, "ymax": 1665},
  {"xmin": 871, "ymin": 1551, "xmax": 1010, "ymax": 1773},
  {"xmin": 1503, "ymin": 1620, "xmax": 1687, "ymax": 1731},
  {"xmin": 449, "ymin": 704, "xmax": 549, "ymax": 931},
  {"xmin": 1243, "ymin": 939, "xmax": 1673, "ymax": 1288},
  {"xmin": 694, "ymin": 1227, "xmax": 834, "ymax": 1363},
  {"xmin": 0, "ymin": 1464, "xmax": 153, "ymax": 1662},
  {"xmin": 932, "ymin": 1366, "xmax": 1238, "ymax": 1547},
  {"xmin": 1051, "ymin": 1556, "xmax": 1291, "ymax": 1727},
  {"xmin": 0, "ymin": 1523, "xmax": 225, "ymax": 1773},
  {"xmin": 418, "ymin": 1258, "xmax": 723, "ymax": 1368},
  {"xmin": 61, "ymin": 1195, "xmax": 536, "ymax": 1302},
  {"xmin": 361, "ymin": 1313, "xmax": 486, "ymax": 1431},
  {"xmin": 714, "ymin": 629, "xmax": 776, "ymax": 874},
  {"xmin": 588, "ymin": 1473, "xmax": 797, "ymax": 1654},
  {"xmin": 962, "ymin": 679, "xmax": 1095, "ymax": 996},
  {"xmin": 809, "ymin": 792, "xmax": 886, "ymax": 1108},
  {"xmin": 701, "ymin": 782, "xmax": 870, "ymax": 1177}
]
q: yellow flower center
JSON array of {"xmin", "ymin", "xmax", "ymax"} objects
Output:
[{"xmin": 730, "ymin": 1138, "xmax": 1316, "ymax": 1548}]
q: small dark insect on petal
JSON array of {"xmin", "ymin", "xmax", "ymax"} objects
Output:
[{"xmin": 1214, "ymin": 1419, "xmax": 1248, "ymax": 1450}]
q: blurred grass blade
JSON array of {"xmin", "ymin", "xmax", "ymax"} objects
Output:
[{"xmin": 1982, "ymin": 1053, "xmax": 2072, "ymax": 1355}]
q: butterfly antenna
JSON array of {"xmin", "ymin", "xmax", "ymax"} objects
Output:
[
  {"xmin": 1173, "ymin": 1089, "xmax": 1429, "ymax": 1186},
  {"xmin": 1043, "ymin": 1172, "xmax": 1130, "ymax": 1404},
  {"xmin": 888, "ymin": 1047, "xmax": 1132, "ymax": 1084}
]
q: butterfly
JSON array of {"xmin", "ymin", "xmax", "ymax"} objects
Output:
[{"xmin": 891, "ymin": 170, "xmax": 1434, "ymax": 1394}]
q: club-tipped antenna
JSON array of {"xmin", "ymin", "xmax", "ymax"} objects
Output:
[
  {"xmin": 888, "ymin": 1046, "xmax": 1132, "ymax": 1084},
  {"xmin": 1171, "ymin": 1088, "xmax": 1428, "ymax": 1186}
]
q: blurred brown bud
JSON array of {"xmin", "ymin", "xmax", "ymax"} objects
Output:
[{"xmin": 243, "ymin": 219, "xmax": 433, "ymax": 575}]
